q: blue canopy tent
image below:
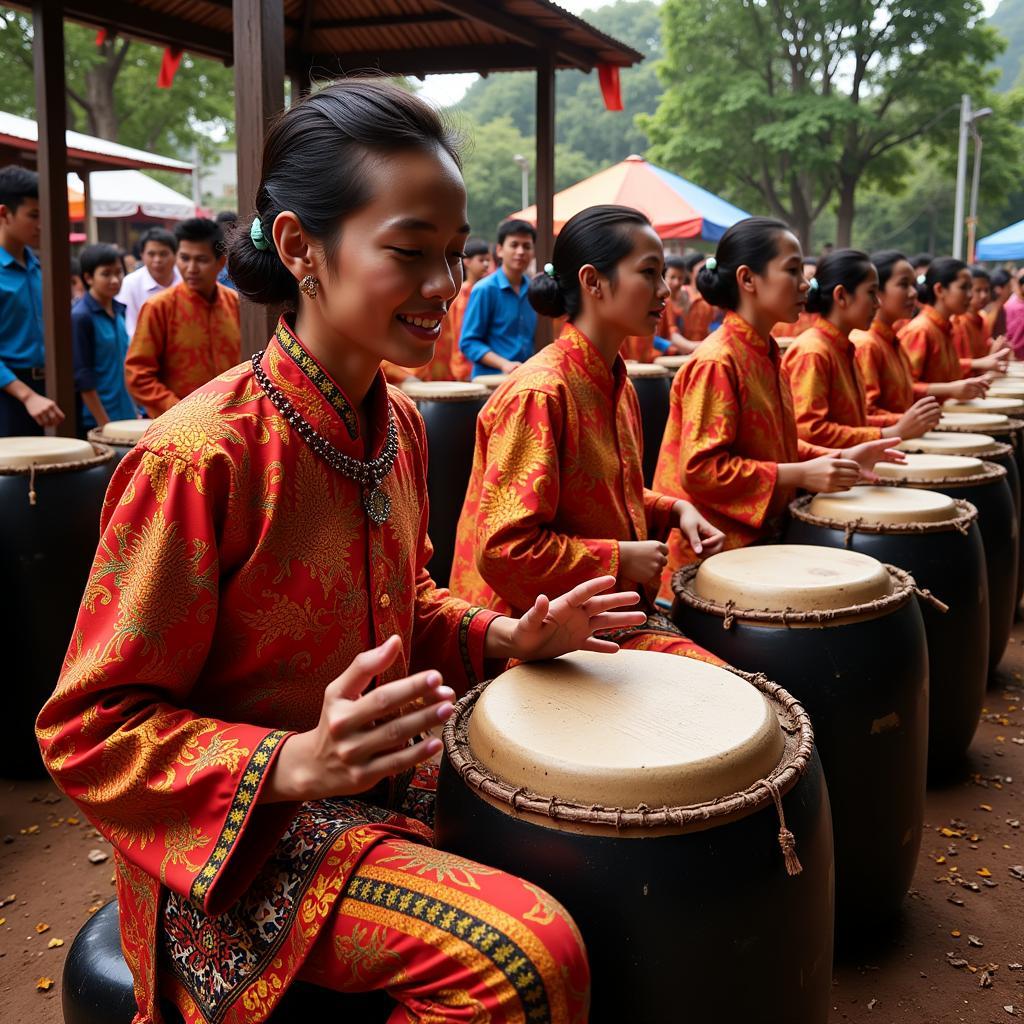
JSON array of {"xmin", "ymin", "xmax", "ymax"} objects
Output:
[{"xmin": 976, "ymin": 219, "xmax": 1024, "ymax": 261}]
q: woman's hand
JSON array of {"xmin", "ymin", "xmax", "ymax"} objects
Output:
[
  {"xmin": 843, "ymin": 437, "xmax": 906, "ymax": 482},
  {"xmin": 487, "ymin": 575, "xmax": 645, "ymax": 661},
  {"xmin": 939, "ymin": 376, "xmax": 989, "ymax": 401},
  {"xmin": 974, "ymin": 346, "xmax": 1010, "ymax": 375},
  {"xmin": 795, "ymin": 454, "xmax": 863, "ymax": 493},
  {"xmin": 263, "ymin": 636, "xmax": 454, "ymax": 803},
  {"xmin": 883, "ymin": 397, "xmax": 941, "ymax": 440},
  {"xmin": 674, "ymin": 500, "xmax": 726, "ymax": 558}
]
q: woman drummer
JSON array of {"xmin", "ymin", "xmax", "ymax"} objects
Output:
[
  {"xmin": 35, "ymin": 80, "xmax": 649, "ymax": 1023},
  {"xmin": 451, "ymin": 204, "xmax": 726, "ymax": 660}
]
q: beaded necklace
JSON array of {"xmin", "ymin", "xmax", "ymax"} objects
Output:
[{"xmin": 251, "ymin": 349, "xmax": 398, "ymax": 524}]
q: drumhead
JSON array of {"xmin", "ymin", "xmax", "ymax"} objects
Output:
[
  {"xmin": 400, "ymin": 380, "xmax": 488, "ymax": 402},
  {"xmin": 468, "ymin": 650, "xmax": 785, "ymax": 808},
  {"xmin": 92, "ymin": 418, "xmax": 149, "ymax": 445},
  {"xmin": 809, "ymin": 485, "xmax": 958, "ymax": 525},
  {"xmin": 938, "ymin": 412, "xmax": 1010, "ymax": 430},
  {"xmin": 0, "ymin": 436, "xmax": 95, "ymax": 469},
  {"xmin": 899, "ymin": 432, "xmax": 997, "ymax": 456},
  {"xmin": 1001, "ymin": 363, "xmax": 1024, "ymax": 377},
  {"xmin": 987, "ymin": 383, "xmax": 1024, "ymax": 400},
  {"xmin": 873, "ymin": 452, "xmax": 984, "ymax": 481},
  {"xmin": 654, "ymin": 354, "xmax": 691, "ymax": 371},
  {"xmin": 944, "ymin": 397, "xmax": 1024, "ymax": 416},
  {"xmin": 625, "ymin": 361, "xmax": 671, "ymax": 379},
  {"xmin": 477, "ymin": 373, "xmax": 508, "ymax": 391},
  {"xmin": 693, "ymin": 544, "xmax": 892, "ymax": 612}
]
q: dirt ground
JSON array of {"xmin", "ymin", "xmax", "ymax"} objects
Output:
[{"xmin": 2, "ymin": 642, "xmax": 1022, "ymax": 1024}]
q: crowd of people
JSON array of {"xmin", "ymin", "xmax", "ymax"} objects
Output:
[{"xmin": 7, "ymin": 78, "xmax": 1024, "ymax": 1022}]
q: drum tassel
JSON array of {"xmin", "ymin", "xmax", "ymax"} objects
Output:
[
  {"xmin": 28, "ymin": 463, "xmax": 37, "ymax": 506},
  {"xmin": 759, "ymin": 779, "xmax": 802, "ymax": 876},
  {"xmin": 913, "ymin": 587, "xmax": 950, "ymax": 614}
]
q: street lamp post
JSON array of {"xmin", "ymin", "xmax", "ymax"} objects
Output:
[
  {"xmin": 967, "ymin": 107, "xmax": 993, "ymax": 264},
  {"xmin": 953, "ymin": 96, "xmax": 993, "ymax": 261},
  {"xmin": 513, "ymin": 153, "xmax": 530, "ymax": 211}
]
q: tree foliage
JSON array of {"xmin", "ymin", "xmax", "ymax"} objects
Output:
[
  {"xmin": 991, "ymin": 0, "xmax": 1024, "ymax": 90},
  {"xmin": 644, "ymin": 0, "xmax": 1019, "ymax": 250},
  {"xmin": 455, "ymin": 0, "xmax": 663, "ymax": 238},
  {"xmin": 0, "ymin": 7, "xmax": 234, "ymax": 173}
]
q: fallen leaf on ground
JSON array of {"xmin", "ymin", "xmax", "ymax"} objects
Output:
[
  {"xmin": 867, "ymin": 998, "xmax": 877, "ymax": 1010},
  {"xmin": 1010, "ymin": 865, "xmax": 1024, "ymax": 881},
  {"xmin": 35, "ymin": 978, "xmax": 52, "ymax": 992},
  {"xmin": 948, "ymin": 894, "xmax": 965, "ymax": 906},
  {"xmin": 87, "ymin": 849, "xmax": 108, "ymax": 865},
  {"xmin": 978, "ymin": 867, "xmax": 993, "ymax": 877},
  {"xmin": 948, "ymin": 957, "xmax": 969, "ymax": 969},
  {"xmin": 34, "ymin": 922, "xmax": 49, "ymax": 934},
  {"xmin": 980, "ymin": 804, "xmax": 993, "ymax": 811},
  {"xmin": 969, "ymin": 935, "xmax": 984, "ymax": 947},
  {"xmin": 1009, "ymin": 963, "xmax": 1023, "ymax": 970},
  {"xmin": 951, "ymin": 930, "xmax": 962, "ymax": 937},
  {"xmin": 46, "ymin": 938, "xmax": 63, "ymax": 948},
  {"xmin": 981, "ymin": 970, "xmax": 994, "ymax": 988}
]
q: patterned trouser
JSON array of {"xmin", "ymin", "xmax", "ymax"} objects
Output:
[{"xmin": 298, "ymin": 837, "xmax": 590, "ymax": 1023}]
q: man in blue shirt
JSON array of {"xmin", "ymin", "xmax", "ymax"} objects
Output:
[
  {"xmin": 459, "ymin": 219, "xmax": 537, "ymax": 378},
  {"xmin": 72, "ymin": 243, "xmax": 137, "ymax": 433},
  {"xmin": 0, "ymin": 165, "xmax": 64, "ymax": 435}
]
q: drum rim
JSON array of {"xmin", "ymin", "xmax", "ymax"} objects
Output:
[
  {"xmin": 899, "ymin": 439, "xmax": 1012, "ymax": 460},
  {"xmin": 789, "ymin": 493, "xmax": 978, "ymax": 535},
  {"xmin": 399, "ymin": 380, "xmax": 489, "ymax": 402},
  {"xmin": 938, "ymin": 415, "xmax": 1024, "ymax": 434},
  {"xmin": 871, "ymin": 459, "xmax": 1007, "ymax": 489},
  {"xmin": 672, "ymin": 561, "xmax": 920, "ymax": 626},
  {"xmin": 443, "ymin": 668, "xmax": 814, "ymax": 839},
  {"xmin": 0, "ymin": 440, "xmax": 114, "ymax": 476}
]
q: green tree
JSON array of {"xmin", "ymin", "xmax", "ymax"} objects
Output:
[
  {"xmin": 457, "ymin": 116, "xmax": 598, "ymax": 239},
  {"xmin": 991, "ymin": 0, "xmax": 1024, "ymax": 90},
  {"xmin": 645, "ymin": 0, "xmax": 1015, "ymax": 250},
  {"xmin": 0, "ymin": 7, "xmax": 234, "ymax": 170},
  {"xmin": 456, "ymin": 1, "xmax": 663, "ymax": 171}
]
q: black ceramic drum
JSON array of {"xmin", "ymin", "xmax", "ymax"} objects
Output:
[
  {"xmin": 672, "ymin": 545, "xmax": 927, "ymax": 932},
  {"xmin": 86, "ymin": 419, "xmax": 150, "ymax": 465},
  {"xmin": 401, "ymin": 380, "xmax": 487, "ymax": 588},
  {"xmin": 0, "ymin": 438, "xmax": 115, "ymax": 777},
  {"xmin": 436, "ymin": 650, "xmax": 834, "ymax": 1024},
  {"xmin": 786, "ymin": 488, "xmax": 987, "ymax": 768},
  {"xmin": 625, "ymin": 361, "xmax": 671, "ymax": 487},
  {"xmin": 874, "ymin": 453, "xmax": 1017, "ymax": 672}
]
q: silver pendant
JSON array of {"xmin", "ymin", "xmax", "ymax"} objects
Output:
[{"xmin": 364, "ymin": 486, "xmax": 391, "ymax": 525}]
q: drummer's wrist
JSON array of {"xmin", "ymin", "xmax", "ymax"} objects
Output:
[{"xmin": 483, "ymin": 616, "xmax": 518, "ymax": 660}]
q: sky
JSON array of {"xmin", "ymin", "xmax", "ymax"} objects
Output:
[{"xmin": 418, "ymin": 0, "xmax": 1006, "ymax": 108}]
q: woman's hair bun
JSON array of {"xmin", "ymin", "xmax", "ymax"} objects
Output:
[
  {"xmin": 527, "ymin": 271, "xmax": 567, "ymax": 319},
  {"xmin": 227, "ymin": 215, "xmax": 300, "ymax": 306}
]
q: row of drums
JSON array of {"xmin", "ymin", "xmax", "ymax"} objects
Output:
[{"xmin": 5, "ymin": 371, "xmax": 1024, "ymax": 1022}]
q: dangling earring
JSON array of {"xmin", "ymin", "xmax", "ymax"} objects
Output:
[{"xmin": 300, "ymin": 274, "xmax": 319, "ymax": 300}]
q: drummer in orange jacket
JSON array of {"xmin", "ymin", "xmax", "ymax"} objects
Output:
[
  {"xmin": 652, "ymin": 218, "xmax": 902, "ymax": 598},
  {"xmin": 780, "ymin": 249, "xmax": 941, "ymax": 448}
]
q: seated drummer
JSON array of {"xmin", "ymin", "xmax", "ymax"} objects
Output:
[
  {"xmin": 450, "ymin": 204, "xmax": 726, "ymax": 661},
  {"xmin": 35, "ymin": 80, "xmax": 654, "ymax": 1023},
  {"xmin": 651, "ymin": 218, "xmax": 900, "ymax": 597},
  {"xmin": 852, "ymin": 251, "xmax": 989, "ymax": 420},
  {"xmin": 899, "ymin": 257, "xmax": 1008, "ymax": 387},
  {"xmin": 780, "ymin": 249, "xmax": 941, "ymax": 447}
]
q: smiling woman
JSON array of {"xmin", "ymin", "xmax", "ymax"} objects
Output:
[{"xmin": 37, "ymin": 79, "xmax": 654, "ymax": 1024}]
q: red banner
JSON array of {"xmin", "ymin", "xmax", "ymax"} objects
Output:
[
  {"xmin": 157, "ymin": 47, "xmax": 184, "ymax": 89},
  {"xmin": 598, "ymin": 64, "xmax": 623, "ymax": 112}
]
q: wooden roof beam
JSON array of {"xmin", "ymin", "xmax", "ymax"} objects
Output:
[
  {"xmin": 432, "ymin": 0, "xmax": 594, "ymax": 70},
  {"xmin": 293, "ymin": 43, "xmax": 559, "ymax": 77}
]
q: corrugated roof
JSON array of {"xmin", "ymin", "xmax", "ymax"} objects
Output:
[{"xmin": 43, "ymin": 0, "xmax": 642, "ymax": 74}]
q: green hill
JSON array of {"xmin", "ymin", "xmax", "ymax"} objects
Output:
[{"xmin": 991, "ymin": 0, "xmax": 1024, "ymax": 90}]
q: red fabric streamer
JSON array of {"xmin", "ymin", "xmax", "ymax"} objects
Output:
[
  {"xmin": 95, "ymin": 28, "xmax": 107, "ymax": 47},
  {"xmin": 598, "ymin": 64, "xmax": 623, "ymax": 111},
  {"xmin": 157, "ymin": 47, "xmax": 183, "ymax": 89}
]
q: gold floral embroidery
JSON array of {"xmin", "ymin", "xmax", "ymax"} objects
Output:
[
  {"xmin": 375, "ymin": 841, "xmax": 501, "ymax": 890},
  {"xmin": 332, "ymin": 923, "xmax": 402, "ymax": 983}
]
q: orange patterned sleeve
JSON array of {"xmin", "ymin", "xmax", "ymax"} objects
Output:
[
  {"xmin": 783, "ymin": 347, "xmax": 882, "ymax": 447},
  {"xmin": 125, "ymin": 298, "xmax": 179, "ymax": 416},
  {"xmin": 469, "ymin": 388, "xmax": 620, "ymax": 610},
  {"xmin": 35, "ymin": 449, "xmax": 297, "ymax": 916},
  {"xmin": 853, "ymin": 343, "xmax": 900, "ymax": 426},
  {"xmin": 674, "ymin": 359, "xmax": 781, "ymax": 530},
  {"xmin": 899, "ymin": 323, "xmax": 930, "ymax": 382}
]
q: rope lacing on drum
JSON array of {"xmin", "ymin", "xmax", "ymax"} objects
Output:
[
  {"xmin": 27, "ymin": 462, "xmax": 37, "ymax": 506},
  {"xmin": 913, "ymin": 587, "xmax": 950, "ymax": 613},
  {"xmin": 952, "ymin": 517, "xmax": 971, "ymax": 536},
  {"xmin": 843, "ymin": 518, "xmax": 863, "ymax": 547},
  {"xmin": 756, "ymin": 779, "xmax": 802, "ymax": 877},
  {"xmin": 722, "ymin": 600, "xmax": 735, "ymax": 630}
]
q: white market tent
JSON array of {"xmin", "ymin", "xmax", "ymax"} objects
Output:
[{"xmin": 68, "ymin": 170, "xmax": 195, "ymax": 220}]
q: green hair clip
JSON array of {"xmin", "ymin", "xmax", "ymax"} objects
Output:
[{"xmin": 250, "ymin": 216, "xmax": 270, "ymax": 251}]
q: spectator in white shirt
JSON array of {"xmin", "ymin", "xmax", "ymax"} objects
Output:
[{"xmin": 116, "ymin": 227, "xmax": 182, "ymax": 337}]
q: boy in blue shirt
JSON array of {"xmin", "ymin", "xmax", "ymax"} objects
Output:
[
  {"xmin": 72, "ymin": 243, "xmax": 137, "ymax": 433},
  {"xmin": 459, "ymin": 218, "xmax": 537, "ymax": 378},
  {"xmin": 0, "ymin": 165, "xmax": 64, "ymax": 435}
]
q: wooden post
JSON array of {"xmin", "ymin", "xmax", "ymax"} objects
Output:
[
  {"xmin": 82, "ymin": 171, "xmax": 98, "ymax": 242},
  {"xmin": 534, "ymin": 49, "xmax": 555, "ymax": 348},
  {"xmin": 234, "ymin": 0, "xmax": 285, "ymax": 355},
  {"xmin": 32, "ymin": 1, "xmax": 75, "ymax": 436}
]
